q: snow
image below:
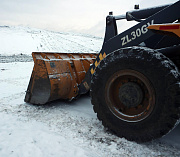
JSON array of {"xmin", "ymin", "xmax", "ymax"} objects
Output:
[
  {"xmin": 0, "ymin": 113, "xmax": 92, "ymax": 157},
  {"xmin": 1, "ymin": 26, "xmax": 180, "ymax": 157},
  {"xmin": 0, "ymin": 26, "xmax": 102, "ymax": 55}
]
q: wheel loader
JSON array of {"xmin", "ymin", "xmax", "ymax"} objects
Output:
[{"xmin": 25, "ymin": 1, "xmax": 180, "ymax": 142}]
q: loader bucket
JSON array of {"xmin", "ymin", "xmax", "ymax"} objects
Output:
[{"xmin": 24, "ymin": 52, "xmax": 98, "ymax": 104}]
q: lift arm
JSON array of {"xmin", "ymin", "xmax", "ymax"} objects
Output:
[{"xmin": 79, "ymin": 0, "xmax": 180, "ymax": 94}]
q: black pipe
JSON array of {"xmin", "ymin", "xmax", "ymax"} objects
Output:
[{"xmin": 156, "ymin": 44, "xmax": 180, "ymax": 57}]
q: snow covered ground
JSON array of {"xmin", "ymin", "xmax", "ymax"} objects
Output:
[
  {"xmin": 1, "ymin": 26, "xmax": 180, "ymax": 157},
  {"xmin": 0, "ymin": 26, "xmax": 102, "ymax": 55}
]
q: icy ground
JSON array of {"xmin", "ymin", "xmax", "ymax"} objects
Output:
[{"xmin": 0, "ymin": 26, "xmax": 180, "ymax": 157}]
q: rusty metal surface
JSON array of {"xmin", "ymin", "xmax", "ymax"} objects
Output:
[
  {"xmin": 105, "ymin": 69, "xmax": 155, "ymax": 122},
  {"xmin": 25, "ymin": 52, "xmax": 98, "ymax": 104}
]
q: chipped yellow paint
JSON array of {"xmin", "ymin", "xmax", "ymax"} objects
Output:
[
  {"xmin": 95, "ymin": 60, "xmax": 100, "ymax": 67},
  {"xmin": 99, "ymin": 53, "xmax": 103, "ymax": 60},
  {"xmin": 91, "ymin": 68, "xmax": 95, "ymax": 74},
  {"xmin": 103, "ymin": 52, "xmax": 106, "ymax": 58},
  {"xmin": 91, "ymin": 52, "xmax": 107, "ymax": 75}
]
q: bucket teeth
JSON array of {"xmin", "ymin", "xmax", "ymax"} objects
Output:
[{"xmin": 24, "ymin": 52, "xmax": 97, "ymax": 104}]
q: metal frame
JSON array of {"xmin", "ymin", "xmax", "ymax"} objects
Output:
[{"xmin": 79, "ymin": 0, "xmax": 180, "ymax": 94}]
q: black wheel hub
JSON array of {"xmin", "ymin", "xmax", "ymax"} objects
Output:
[{"xmin": 119, "ymin": 82, "xmax": 143, "ymax": 108}]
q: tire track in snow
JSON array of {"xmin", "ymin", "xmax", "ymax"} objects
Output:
[
  {"xmin": 56, "ymin": 35, "xmax": 95, "ymax": 52},
  {"xmin": 1, "ymin": 94, "xmax": 180, "ymax": 157},
  {"xmin": 0, "ymin": 27, "xmax": 180, "ymax": 156}
]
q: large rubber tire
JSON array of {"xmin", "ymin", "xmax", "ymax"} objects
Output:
[{"xmin": 91, "ymin": 46, "xmax": 180, "ymax": 143}]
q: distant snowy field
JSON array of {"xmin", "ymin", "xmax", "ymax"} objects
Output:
[
  {"xmin": 0, "ymin": 26, "xmax": 180, "ymax": 157},
  {"xmin": 0, "ymin": 26, "xmax": 102, "ymax": 55}
]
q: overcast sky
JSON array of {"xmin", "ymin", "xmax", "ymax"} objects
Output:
[{"xmin": 0, "ymin": 0, "xmax": 177, "ymax": 37}]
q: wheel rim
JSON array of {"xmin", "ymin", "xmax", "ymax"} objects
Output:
[{"xmin": 105, "ymin": 69, "xmax": 155, "ymax": 122}]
